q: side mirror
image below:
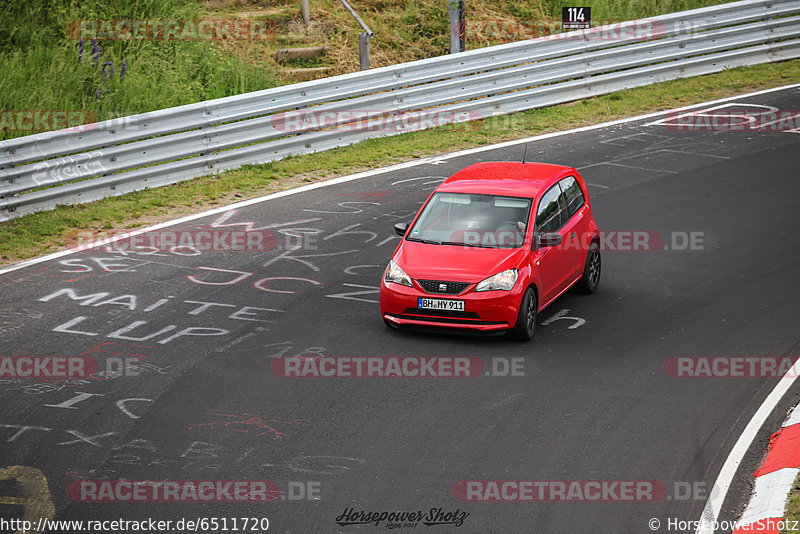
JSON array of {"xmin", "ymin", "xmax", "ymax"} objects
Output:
[
  {"xmin": 538, "ymin": 232, "xmax": 562, "ymax": 248},
  {"xmin": 394, "ymin": 222, "xmax": 409, "ymax": 237}
]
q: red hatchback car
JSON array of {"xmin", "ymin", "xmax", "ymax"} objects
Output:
[{"xmin": 380, "ymin": 162, "xmax": 601, "ymax": 340}]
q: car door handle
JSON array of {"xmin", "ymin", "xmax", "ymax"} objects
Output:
[{"xmin": 570, "ymin": 232, "xmax": 576, "ymax": 239}]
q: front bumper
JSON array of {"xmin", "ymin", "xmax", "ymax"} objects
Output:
[{"xmin": 379, "ymin": 279, "xmax": 524, "ymax": 332}]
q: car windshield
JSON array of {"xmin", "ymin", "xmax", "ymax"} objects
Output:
[{"xmin": 406, "ymin": 192, "xmax": 532, "ymax": 249}]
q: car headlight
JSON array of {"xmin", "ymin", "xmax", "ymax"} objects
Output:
[
  {"xmin": 475, "ymin": 268, "xmax": 518, "ymax": 292},
  {"xmin": 384, "ymin": 260, "xmax": 412, "ymax": 287}
]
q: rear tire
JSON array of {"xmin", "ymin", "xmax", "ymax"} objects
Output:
[
  {"xmin": 577, "ymin": 243, "xmax": 601, "ymax": 294},
  {"xmin": 510, "ymin": 287, "xmax": 537, "ymax": 341}
]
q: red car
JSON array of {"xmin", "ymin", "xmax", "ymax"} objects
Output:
[{"xmin": 380, "ymin": 162, "xmax": 601, "ymax": 340}]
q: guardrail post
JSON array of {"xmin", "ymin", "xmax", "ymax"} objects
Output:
[
  {"xmin": 300, "ymin": 0, "xmax": 310, "ymax": 26},
  {"xmin": 338, "ymin": 0, "xmax": 373, "ymax": 70},
  {"xmin": 359, "ymin": 32, "xmax": 370, "ymax": 70},
  {"xmin": 449, "ymin": 0, "xmax": 466, "ymax": 53}
]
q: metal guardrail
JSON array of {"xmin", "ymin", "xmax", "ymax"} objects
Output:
[{"xmin": 1, "ymin": 0, "xmax": 799, "ymax": 221}]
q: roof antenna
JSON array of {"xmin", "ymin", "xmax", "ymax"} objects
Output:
[{"xmin": 521, "ymin": 143, "xmax": 529, "ymax": 164}]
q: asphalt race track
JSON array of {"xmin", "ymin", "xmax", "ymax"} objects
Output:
[{"xmin": 1, "ymin": 86, "xmax": 799, "ymax": 533}]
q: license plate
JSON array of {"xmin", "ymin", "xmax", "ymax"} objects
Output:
[{"xmin": 418, "ymin": 298, "xmax": 465, "ymax": 311}]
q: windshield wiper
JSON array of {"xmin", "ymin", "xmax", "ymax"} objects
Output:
[
  {"xmin": 406, "ymin": 237, "xmax": 442, "ymax": 245},
  {"xmin": 441, "ymin": 241, "xmax": 477, "ymax": 247},
  {"xmin": 407, "ymin": 237, "xmax": 512, "ymax": 248},
  {"xmin": 441, "ymin": 241, "xmax": 506, "ymax": 248}
]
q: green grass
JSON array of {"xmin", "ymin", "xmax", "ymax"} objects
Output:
[
  {"xmin": 294, "ymin": 0, "xmax": 732, "ymax": 72},
  {"xmin": 0, "ymin": 0, "xmax": 280, "ymax": 139},
  {"xmin": 0, "ymin": 0, "xmax": 734, "ymax": 139},
  {"xmin": 1, "ymin": 57, "xmax": 798, "ymax": 266},
  {"xmin": 782, "ymin": 472, "xmax": 800, "ymax": 532}
]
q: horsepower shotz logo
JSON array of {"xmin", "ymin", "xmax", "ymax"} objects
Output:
[{"xmin": 336, "ymin": 507, "xmax": 469, "ymax": 527}]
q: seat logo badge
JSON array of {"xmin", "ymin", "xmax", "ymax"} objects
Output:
[{"xmin": 439, "ymin": 284, "xmax": 447, "ymax": 291}]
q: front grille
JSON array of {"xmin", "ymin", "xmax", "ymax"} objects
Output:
[{"xmin": 417, "ymin": 279, "xmax": 470, "ymax": 295}]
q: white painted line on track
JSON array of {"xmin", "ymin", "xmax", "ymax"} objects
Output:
[
  {"xmin": 783, "ymin": 406, "xmax": 800, "ymax": 428},
  {"xmin": 736, "ymin": 467, "xmax": 798, "ymax": 528},
  {"xmin": 697, "ymin": 359, "xmax": 800, "ymax": 533}
]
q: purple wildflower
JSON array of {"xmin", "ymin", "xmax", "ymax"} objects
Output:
[
  {"xmin": 92, "ymin": 39, "xmax": 100, "ymax": 66},
  {"xmin": 102, "ymin": 62, "xmax": 114, "ymax": 83}
]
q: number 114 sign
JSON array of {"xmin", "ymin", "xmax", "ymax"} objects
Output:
[{"xmin": 563, "ymin": 7, "xmax": 591, "ymax": 30}]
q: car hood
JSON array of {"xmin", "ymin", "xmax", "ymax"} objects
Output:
[{"xmin": 394, "ymin": 240, "xmax": 526, "ymax": 283}]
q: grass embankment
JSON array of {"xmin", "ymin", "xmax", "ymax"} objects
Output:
[
  {"xmin": 0, "ymin": 0, "xmax": 731, "ymax": 135},
  {"xmin": 782, "ymin": 472, "xmax": 800, "ymax": 532},
  {"xmin": 204, "ymin": 0, "xmax": 733, "ymax": 76},
  {"xmin": 0, "ymin": 0, "xmax": 281, "ymax": 140}
]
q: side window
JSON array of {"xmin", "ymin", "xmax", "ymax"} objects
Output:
[
  {"xmin": 559, "ymin": 176, "xmax": 586, "ymax": 219},
  {"xmin": 535, "ymin": 185, "xmax": 568, "ymax": 234}
]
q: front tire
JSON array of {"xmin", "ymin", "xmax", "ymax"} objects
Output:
[
  {"xmin": 577, "ymin": 243, "xmax": 601, "ymax": 293},
  {"xmin": 510, "ymin": 287, "xmax": 537, "ymax": 341}
]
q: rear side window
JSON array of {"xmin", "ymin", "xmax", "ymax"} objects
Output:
[
  {"xmin": 535, "ymin": 185, "xmax": 567, "ymax": 233},
  {"xmin": 559, "ymin": 176, "xmax": 585, "ymax": 218}
]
